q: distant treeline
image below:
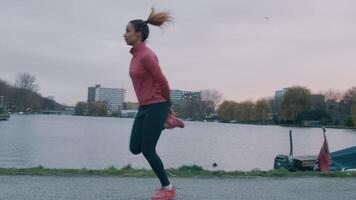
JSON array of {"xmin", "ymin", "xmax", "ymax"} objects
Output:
[
  {"xmin": 0, "ymin": 73, "xmax": 64, "ymax": 112},
  {"xmin": 74, "ymin": 101, "xmax": 114, "ymax": 117},
  {"xmin": 166, "ymin": 86, "xmax": 356, "ymax": 128},
  {"xmin": 217, "ymin": 86, "xmax": 356, "ymax": 127}
]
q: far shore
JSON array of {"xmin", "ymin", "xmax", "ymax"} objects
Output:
[
  {"xmin": 6, "ymin": 113, "xmax": 356, "ymax": 130},
  {"xmin": 217, "ymin": 121, "xmax": 355, "ymax": 130}
]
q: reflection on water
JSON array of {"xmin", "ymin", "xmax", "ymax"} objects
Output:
[{"xmin": 0, "ymin": 115, "xmax": 355, "ymax": 171}]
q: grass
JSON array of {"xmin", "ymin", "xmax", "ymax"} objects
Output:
[{"xmin": 0, "ymin": 165, "xmax": 356, "ymax": 177}]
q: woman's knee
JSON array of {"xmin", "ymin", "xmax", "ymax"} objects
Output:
[{"xmin": 129, "ymin": 145, "xmax": 141, "ymax": 155}]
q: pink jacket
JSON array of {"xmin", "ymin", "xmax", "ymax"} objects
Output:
[{"xmin": 129, "ymin": 43, "xmax": 171, "ymax": 106}]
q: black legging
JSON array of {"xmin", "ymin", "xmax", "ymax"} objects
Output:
[{"xmin": 129, "ymin": 102, "xmax": 170, "ymax": 186}]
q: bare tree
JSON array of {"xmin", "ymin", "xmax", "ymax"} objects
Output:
[
  {"xmin": 200, "ymin": 89, "xmax": 223, "ymax": 109},
  {"xmin": 340, "ymin": 86, "xmax": 356, "ymax": 117},
  {"xmin": 322, "ymin": 88, "xmax": 343, "ymax": 102},
  {"xmin": 343, "ymin": 87, "xmax": 356, "ymax": 106},
  {"xmin": 15, "ymin": 73, "xmax": 39, "ymax": 92}
]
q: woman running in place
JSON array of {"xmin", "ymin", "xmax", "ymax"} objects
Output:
[{"xmin": 124, "ymin": 8, "xmax": 183, "ymax": 200}]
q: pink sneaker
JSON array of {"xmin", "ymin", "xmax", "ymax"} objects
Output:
[
  {"xmin": 150, "ymin": 186, "xmax": 176, "ymax": 200},
  {"xmin": 165, "ymin": 114, "xmax": 185, "ymax": 129}
]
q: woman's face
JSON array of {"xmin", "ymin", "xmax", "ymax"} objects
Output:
[{"xmin": 123, "ymin": 23, "xmax": 141, "ymax": 46}]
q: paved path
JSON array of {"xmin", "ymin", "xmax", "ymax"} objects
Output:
[{"xmin": 0, "ymin": 176, "xmax": 355, "ymax": 200}]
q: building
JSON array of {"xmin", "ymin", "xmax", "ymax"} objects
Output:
[
  {"xmin": 87, "ymin": 84, "xmax": 126, "ymax": 113},
  {"xmin": 273, "ymin": 88, "xmax": 288, "ymax": 114},
  {"xmin": 121, "ymin": 102, "xmax": 139, "ymax": 118},
  {"xmin": 87, "ymin": 86, "xmax": 97, "ymax": 102},
  {"xmin": 171, "ymin": 90, "xmax": 201, "ymax": 104},
  {"xmin": 123, "ymin": 102, "xmax": 139, "ymax": 110},
  {"xmin": 121, "ymin": 110, "xmax": 138, "ymax": 118}
]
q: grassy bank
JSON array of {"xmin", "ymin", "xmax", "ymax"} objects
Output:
[{"xmin": 1, "ymin": 165, "xmax": 356, "ymax": 177}]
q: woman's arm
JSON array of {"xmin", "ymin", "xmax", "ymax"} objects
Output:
[{"xmin": 143, "ymin": 54, "xmax": 172, "ymax": 103}]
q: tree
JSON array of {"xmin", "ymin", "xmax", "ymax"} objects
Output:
[
  {"xmin": 217, "ymin": 101, "xmax": 237, "ymax": 122},
  {"xmin": 43, "ymin": 96, "xmax": 64, "ymax": 111},
  {"xmin": 0, "ymin": 79, "xmax": 10, "ymax": 110},
  {"xmin": 280, "ymin": 86, "xmax": 312, "ymax": 122},
  {"xmin": 200, "ymin": 89, "xmax": 223, "ymax": 109},
  {"xmin": 343, "ymin": 87, "xmax": 356, "ymax": 105},
  {"xmin": 235, "ymin": 101, "xmax": 256, "ymax": 122},
  {"xmin": 196, "ymin": 90, "xmax": 223, "ymax": 120},
  {"xmin": 255, "ymin": 98, "xmax": 272, "ymax": 122},
  {"xmin": 75, "ymin": 102, "xmax": 88, "ymax": 115},
  {"xmin": 88, "ymin": 102, "xmax": 108, "ymax": 116},
  {"xmin": 75, "ymin": 101, "xmax": 108, "ymax": 116},
  {"xmin": 181, "ymin": 98, "xmax": 201, "ymax": 120},
  {"xmin": 1, "ymin": 76, "xmax": 64, "ymax": 112},
  {"xmin": 322, "ymin": 89, "xmax": 343, "ymax": 102},
  {"xmin": 0, "ymin": 79, "xmax": 9, "ymax": 95},
  {"xmin": 198, "ymin": 100, "xmax": 215, "ymax": 119},
  {"xmin": 15, "ymin": 73, "xmax": 39, "ymax": 92},
  {"xmin": 342, "ymin": 87, "xmax": 356, "ymax": 116},
  {"xmin": 295, "ymin": 110, "xmax": 330, "ymax": 124},
  {"xmin": 12, "ymin": 73, "xmax": 40, "ymax": 111}
]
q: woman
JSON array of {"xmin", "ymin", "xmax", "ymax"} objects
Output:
[{"xmin": 124, "ymin": 8, "xmax": 180, "ymax": 200}]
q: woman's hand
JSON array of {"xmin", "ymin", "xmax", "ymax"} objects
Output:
[{"xmin": 168, "ymin": 107, "xmax": 174, "ymax": 115}]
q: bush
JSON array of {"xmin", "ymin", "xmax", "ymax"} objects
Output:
[
  {"xmin": 344, "ymin": 117, "xmax": 354, "ymax": 127},
  {"xmin": 295, "ymin": 109, "xmax": 330, "ymax": 123},
  {"xmin": 111, "ymin": 112, "xmax": 120, "ymax": 117}
]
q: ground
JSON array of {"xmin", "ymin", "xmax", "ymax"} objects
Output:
[{"xmin": 0, "ymin": 176, "xmax": 355, "ymax": 200}]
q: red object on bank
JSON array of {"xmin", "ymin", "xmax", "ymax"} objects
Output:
[{"xmin": 318, "ymin": 132, "xmax": 330, "ymax": 172}]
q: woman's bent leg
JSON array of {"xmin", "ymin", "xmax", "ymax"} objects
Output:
[{"xmin": 129, "ymin": 113, "xmax": 144, "ymax": 155}]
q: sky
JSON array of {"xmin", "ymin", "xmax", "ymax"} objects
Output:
[{"xmin": 1, "ymin": 0, "xmax": 355, "ymax": 106}]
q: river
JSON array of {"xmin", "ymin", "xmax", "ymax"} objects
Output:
[{"xmin": 0, "ymin": 115, "xmax": 355, "ymax": 171}]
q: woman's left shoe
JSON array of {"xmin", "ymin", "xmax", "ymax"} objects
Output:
[
  {"xmin": 165, "ymin": 114, "xmax": 185, "ymax": 129},
  {"xmin": 150, "ymin": 186, "xmax": 176, "ymax": 200}
]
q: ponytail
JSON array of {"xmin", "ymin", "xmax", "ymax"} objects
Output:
[
  {"xmin": 146, "ymin": 7, "xmax": 172, "ymax": 27},
  {"xmin": 129, "ymin": 8, "xmax": 172, "ymax": 42}
]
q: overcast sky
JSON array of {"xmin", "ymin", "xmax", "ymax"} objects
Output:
[{"xmin": 1, "ymin": 0, "xmax": 355, "ymax": 106}]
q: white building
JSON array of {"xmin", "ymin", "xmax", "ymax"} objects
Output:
[
  {"xmin": 171, "ymin": 90, "xmax": 201, "ymax": 104},
  {"xmin": 87, "ymin": 84, "xmax": 126, "ymax": 112}
]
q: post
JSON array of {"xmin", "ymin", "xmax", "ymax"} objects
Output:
[
  {"xmin": 288, "ymin": 130, "xmax": 294, "ymax": 162},
  {"xmin": 289, "ymin": 130, "xmax": 293, "ymax": 156}
]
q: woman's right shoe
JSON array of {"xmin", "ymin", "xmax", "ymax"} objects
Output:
[{"xmin": 150, "ymin": 186, "xmax": 176, "ymax": 200}]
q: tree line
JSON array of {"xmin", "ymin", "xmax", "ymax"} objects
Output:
[
  {"xmin": 0, "ymin": 73, "xmax": 63, "ymax": 113},
  {"xmin": 74, "ymin": 101, "xmax": 114, "ymax": 117},
  {"xmin": 217, "ymin": 98, "xmax": 272, "ymax": 123},
  {"xmin": 217, "ymin": 86, "xmax": 356, "ymax": 127}
]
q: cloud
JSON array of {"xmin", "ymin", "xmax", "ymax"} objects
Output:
[{"xmin": 1, "ymin": 0, "xmax": 355, "ymax": 105}]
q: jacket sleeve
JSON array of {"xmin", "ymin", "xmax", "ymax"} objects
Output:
[{"xmin": 143, "ymin": 53, "xmax": 171, "ymax": 102}]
